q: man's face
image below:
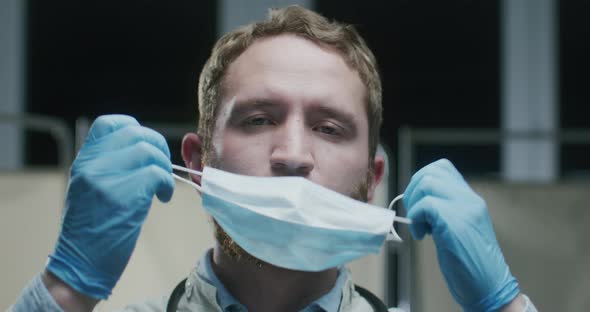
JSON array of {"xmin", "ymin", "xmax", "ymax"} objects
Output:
[{"xmin": 210, "ymin": 34, "xmax": 376, "ymax": 198}]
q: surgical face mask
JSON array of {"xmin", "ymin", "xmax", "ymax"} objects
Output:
[{"xmin": 172, "ymin": 165, "xmax": 410, "ymax": 272}]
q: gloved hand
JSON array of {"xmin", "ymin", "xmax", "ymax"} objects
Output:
[
  {"xmin": 46, "ymin": 115, "xmax": 175, "ymax": 299},
  {"xmin": 403, "ymin": 159, "xmax": 519, "ymax": 312}
]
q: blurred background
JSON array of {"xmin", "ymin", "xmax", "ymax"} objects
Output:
[{"xmin": 1, "ymin": 0, "xmax": 589, "ymax": 311}]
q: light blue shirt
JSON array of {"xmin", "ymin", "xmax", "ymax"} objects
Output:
[
  {"xmin": 11, "ymin": 250, "xmax": 347, "ymax": 312},
  {"xmin": 197, "ymin": 249, "xmax": 347, "ymax": 312}
]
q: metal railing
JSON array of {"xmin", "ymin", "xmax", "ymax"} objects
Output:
[
  {"xmin": 397, "ymin": 127, "xmax": 590, "ymax": 188},
  {"xmin": 0, "ymin": 115, "xmax": 197, "ymax": 172},
  {"xmin": 74, "ymin": 117, "xmax": 196, "ymax": 152},
  {"xmin": 0, "ymin": 114, "xmax": 74, "ymax": 170}
]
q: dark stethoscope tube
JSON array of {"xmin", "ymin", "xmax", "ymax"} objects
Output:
[{"xmin": 166, "ymin": 278, "xmax": 389, "ymax": 312}]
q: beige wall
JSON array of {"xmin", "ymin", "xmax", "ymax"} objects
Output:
[
  {"xmin": 413, "ymin": 180, "xmax": 590, "ymax": 312},
  {"xmin": 0, "ymin": 171, "xmax": 389, "ymax": 310},
  {"xmin": 1, "ymin": 171, "xmax": 65, "ymax": 309}
]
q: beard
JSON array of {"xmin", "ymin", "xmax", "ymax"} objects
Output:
[{"xmin": 205, "ymin": 149, "xmax": 375, "ymax": 265}]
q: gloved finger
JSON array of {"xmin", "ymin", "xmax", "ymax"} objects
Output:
[
  {"xmin": 139, "ymin": 164, "xmax": 175, "ymax": 203},
  {"xmin": 91, "ymin": 141, "xmax": 172, "ymax": 173},
  {"xmin": 403, "ymin": 162, "xmax": 458, "ymax": 209},
  {"xmin": 406, "ymin": 195, "xmax": 444, "ymax": 240},
  {"xmin": 403, "ymin": 160, "xmax": 449, "ymax": 207},
  {"xmin": 94, "ymin": 125, "xmax": 171, "ymax": 159},
  {"xmin": 87, "ymin": 115, "xmax": 139, "ymax": 142},
  {"xmin": 431, "ymin": 158, "xmax": 464, "ymax": 181}
]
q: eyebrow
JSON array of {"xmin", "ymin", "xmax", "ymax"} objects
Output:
[{"xmin": 230, "ymin": 99, "xmax": 279, "ymax": 115}]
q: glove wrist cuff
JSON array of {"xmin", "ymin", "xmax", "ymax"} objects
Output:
[
  {"xmin": 464, "ymin": 278, "xmax": 520, "ymax": 312},
  {"xmin": 47, "ymin": 254, "xmax": 114, "ymax": 300}
]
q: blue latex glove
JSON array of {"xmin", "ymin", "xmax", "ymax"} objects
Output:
[
  {"xmin": 46, "ymin": 115, "xmax": 175, "ymax": 299},
  {"xmin": 403, "ymin": 159, "xmax": 519, "ymax": 312}
]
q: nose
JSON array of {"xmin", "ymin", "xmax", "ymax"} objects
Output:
[{"xmin": 270, "ymin": 119, "xmax": 314, "ymax": 176}]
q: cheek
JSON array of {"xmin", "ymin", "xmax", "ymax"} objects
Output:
[
  {"xmin": 217, "ymin": 133, "xmax": 271, "ymax": 174},
  {"xmin": 313, "ymin": 141, "xmax": 370, "ymax": 193}
]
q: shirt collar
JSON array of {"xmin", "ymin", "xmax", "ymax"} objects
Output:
[
  {"xmin": 196, "ymin": 249, "xmax": 347, "ymax": 312},
  {"xmin": 304, "ymin": 266, "xmax": 348, "ymax": 312},
  {"xmin": 197, "ymin": 249, "xmax": 243, "ymax": 311}
]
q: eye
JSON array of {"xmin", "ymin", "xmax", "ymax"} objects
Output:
[
  {"xmin": 245, "ymin": 116, "xmax": 275, "ymax": 126},
  {"xmin": 314, "ymin": 123, "xmax": 342, "ymax": 136}
]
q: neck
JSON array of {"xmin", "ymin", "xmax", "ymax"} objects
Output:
[{"xmin": 211, "ymin": 245, "xmax": 338, "ymax": 312}]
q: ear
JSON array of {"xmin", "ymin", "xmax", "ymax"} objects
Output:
[
  {"xmin": 181, "ymin": 133, "xmax": 204, "ymax": 186},
  {"xmin": 367, "ymin": 155, "xmax": 385, "ymax": 203}
]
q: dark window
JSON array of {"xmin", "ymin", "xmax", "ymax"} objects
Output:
[
  {"xmin": 560, "ymin": 0, "xmax": 590, "ymax": 177},
  {"xmin": 26, "ymin": 0, "xmax": 216, "ymax": 166}
]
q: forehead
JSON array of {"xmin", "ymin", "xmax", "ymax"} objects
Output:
[
  {"xmin": 220, "ymin": 34, "xmax": 367, "ymax": 116},
  {"xmin": 228, "ymin": 34, "xmax": 355, "ymax": 79}
]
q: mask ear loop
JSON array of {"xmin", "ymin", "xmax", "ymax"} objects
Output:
[
  {"xmin": 171, "ymin": 164, "xmax": 202, "ymax": 191},
  {"xmin": 388, "ymin": 194, "xmax": 412, "ymax": 225},
  {"xmin": 386, "ymin": 194, "xmax": 412, "ymax": 242}
]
